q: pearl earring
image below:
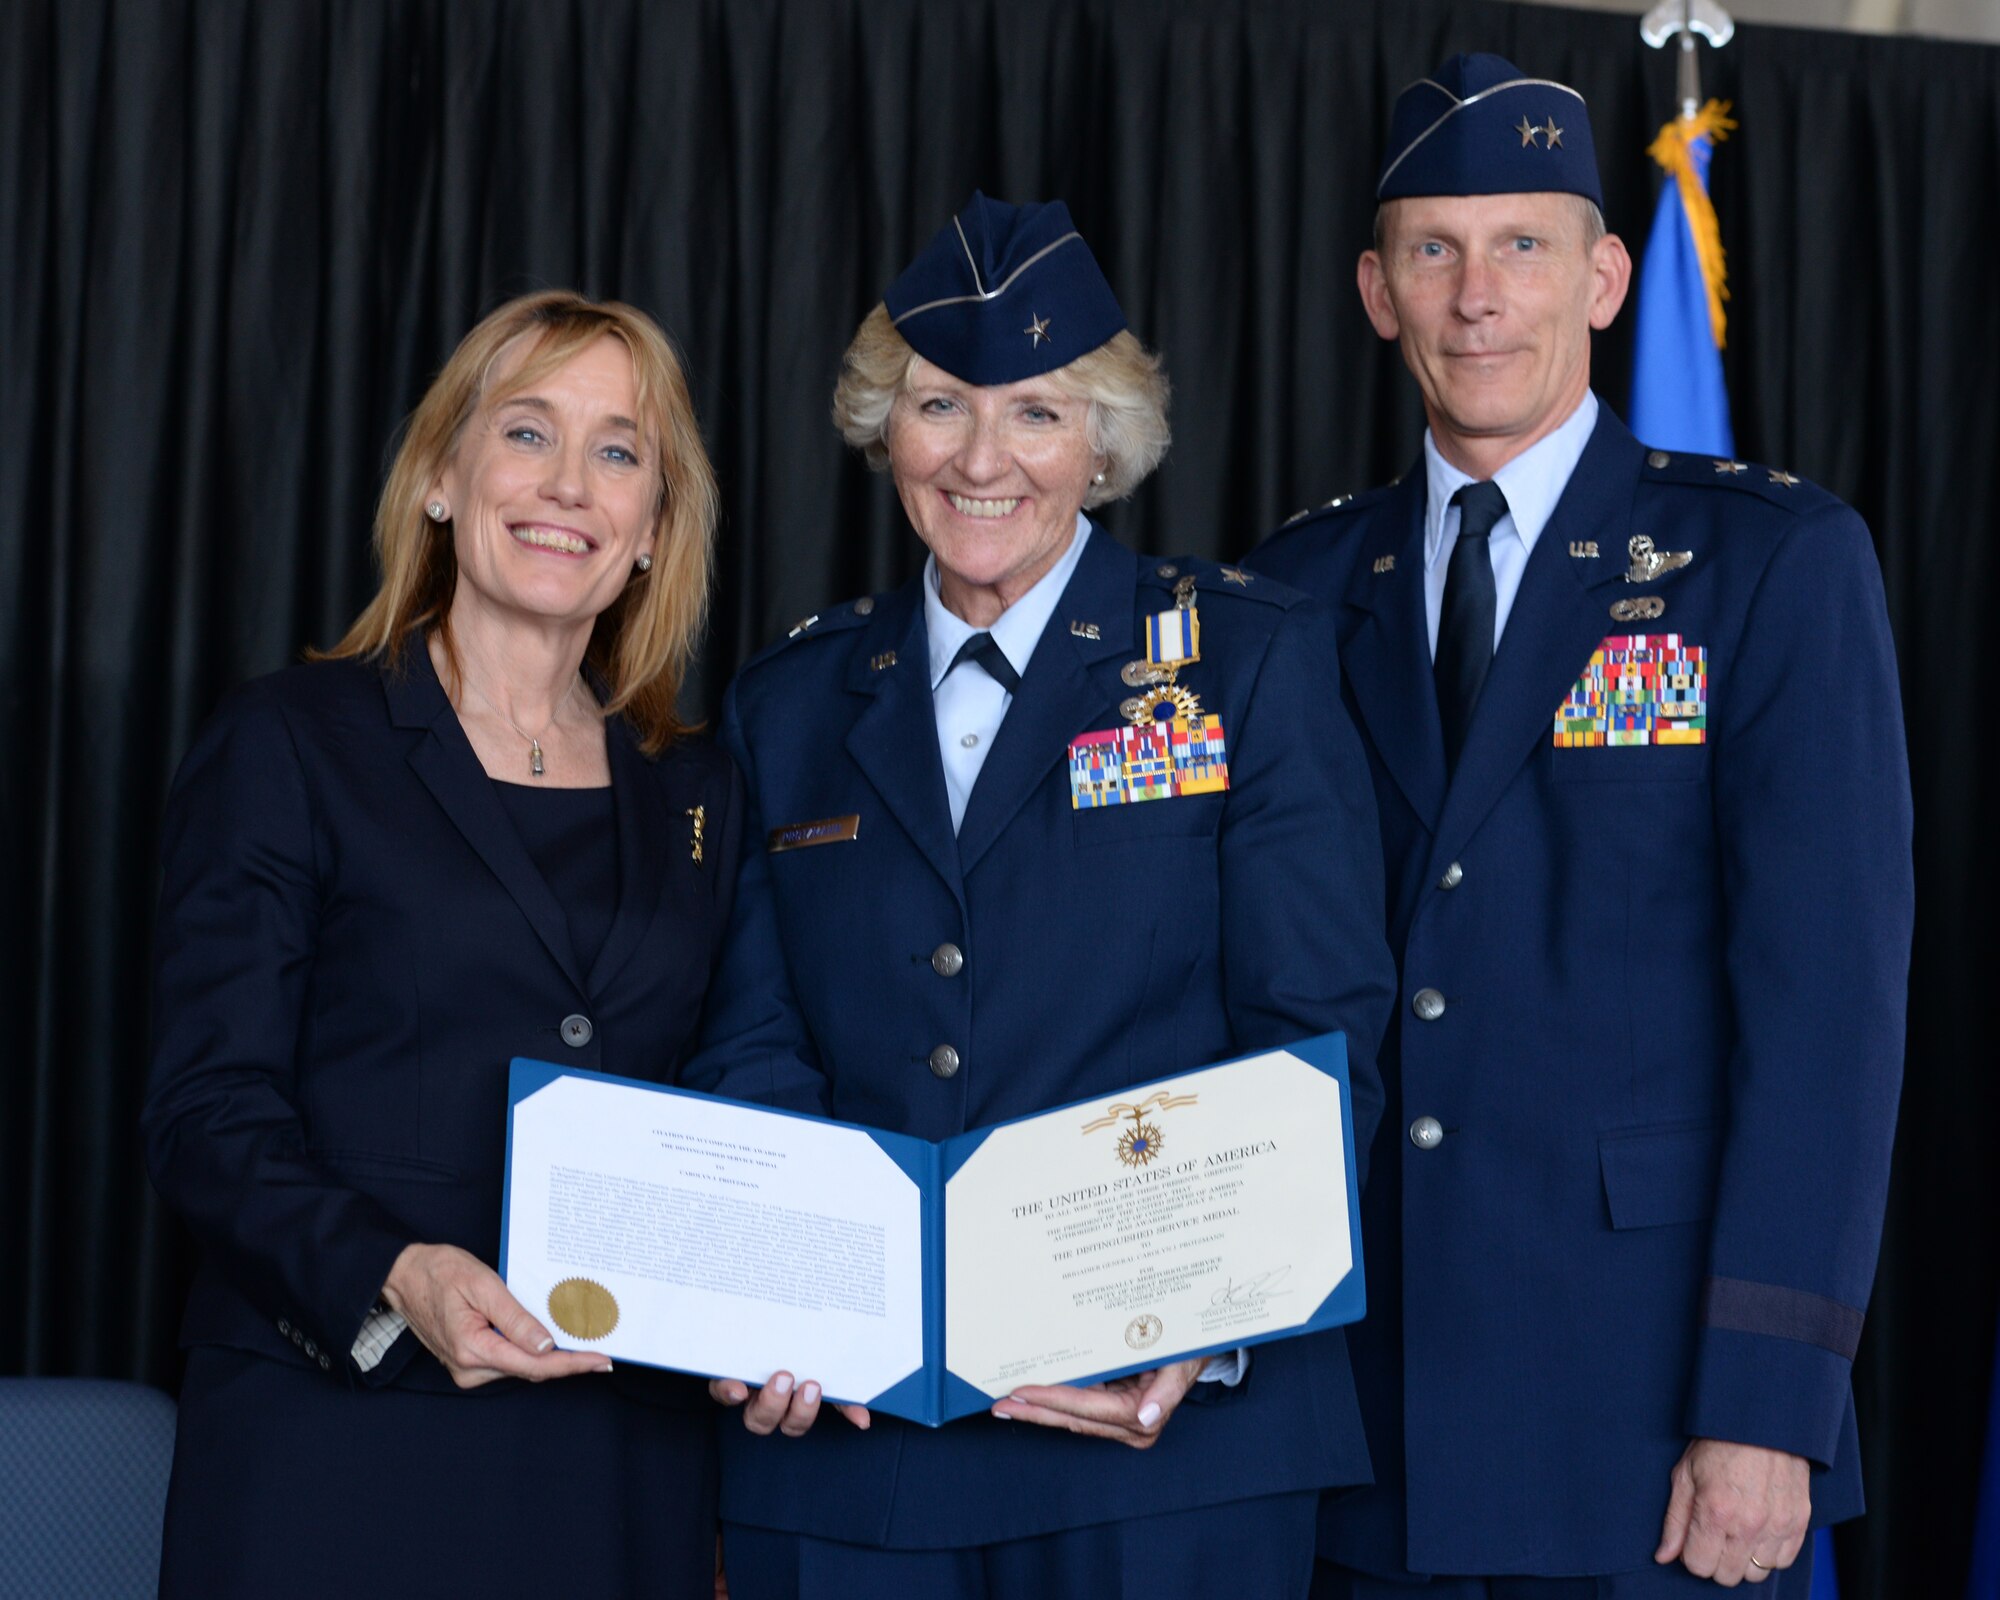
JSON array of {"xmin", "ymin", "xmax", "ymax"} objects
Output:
[
  {"xmin": 1092, "ymin": 472, "xmax": 1107, "ymax": 486},
  {"xmin": 635, "ymin": 553, "xmax": 653, "ymax": 572},
  {"xmin": 426, "ymin": 501, "xmax": 447, "ymax": 522}
]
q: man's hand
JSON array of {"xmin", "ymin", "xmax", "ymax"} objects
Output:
[
  {"xmin": 987, "ymin": 1357, "xmax": 1205, "ymax": 1449},
  {"xmin": 382, "ymin": 1242, "xmax": 612, "ymax": 1390},
  {"xmin": 1655, "ymin": 1438, "xmax": 1812, "ymax": 1585}
]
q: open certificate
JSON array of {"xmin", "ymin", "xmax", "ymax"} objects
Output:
[{"xmin": 501, "ymin": 1033, "xmax": 1364, "ymax": 1427}]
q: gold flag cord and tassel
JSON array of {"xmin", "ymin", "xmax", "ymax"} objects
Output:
[{"xmin": 1646, "ymin": 98, "xmax": 1737, "ymax": 349}]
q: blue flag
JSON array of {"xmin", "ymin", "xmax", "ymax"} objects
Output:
[{"xmin": 1629, "ymin": 103, "xmax": 1735, "ymax": 457}]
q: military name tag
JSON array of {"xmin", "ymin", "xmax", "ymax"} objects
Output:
[
  {"xmin": 1553, "ymin": 634, "xmax": 1708, "ymax": 748},
  {"xmin": 767, "ymin": 814, "xmax": 861, "ymax": 852},
  {"xmin": 1069, "ymin": 716, "xmax": 1230, "ymax": 807}
]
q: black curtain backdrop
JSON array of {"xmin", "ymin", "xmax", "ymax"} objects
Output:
[{"xmin": 4, "ymin": 0, "xmax": 1996, "ymax": 1590}]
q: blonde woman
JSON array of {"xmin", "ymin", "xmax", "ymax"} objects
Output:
[
  {"xmin": 144, "ymin": 291, "xmax": 737, "ymax": 1598},
  {"xmin": 685, "ymin": 195, "xmax": 1396, "ymax": 1600}
]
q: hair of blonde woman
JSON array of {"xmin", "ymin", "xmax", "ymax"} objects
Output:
[
  {"xmin": 831, "ymin": 306, "xmax": 1170, "ymax": 506},
  {"xmin": 320, "ymin": 289, "xmax": 719, "ymax": 753}
]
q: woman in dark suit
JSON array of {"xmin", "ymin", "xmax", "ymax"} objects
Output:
[{"xmin": 143, "ymin": 290, "xmax": 738, "ymax": 1597}]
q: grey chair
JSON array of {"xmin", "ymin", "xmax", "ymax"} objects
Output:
[{"xmin": 0, "ymin": 1378, "xmax": 177, "ymax": 1600}]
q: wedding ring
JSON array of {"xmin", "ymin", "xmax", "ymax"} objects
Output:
[{"xmin": 1748, "ymin": 1555, "xmax": 1771, "ymax": 1571}]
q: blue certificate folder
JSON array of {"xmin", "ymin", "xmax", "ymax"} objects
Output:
[{"xmin": 502, "ymin": 1031, "xmax": 1364, "ymax": 1428}]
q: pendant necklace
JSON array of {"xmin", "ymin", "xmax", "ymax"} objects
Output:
[{"xmin": 463, "ymin": 673, "xmax": 581, "ymax": 779}]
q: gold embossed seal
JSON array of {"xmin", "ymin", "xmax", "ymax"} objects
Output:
[{"xmin": 548, "ymin": 1278, "xmax": 620, "ymax": 1341}]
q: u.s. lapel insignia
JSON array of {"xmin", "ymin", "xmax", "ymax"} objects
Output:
[
  {"xmin": 1569, "ymin": 540, "xmax": 1599, "ymax": 559},
  {"xmin": 1624, "ymin": 534, "xmax": 1692, "ymax": 584},
  {"xmin": 1069, "ymin": 620, "xmax": 1101, "ymax": 640},
  {"xmin": 1372, "ymin": 554, "xmax": 1396, "ymax": 574},
  {"xmin": 870, "ymin": 650, "xmax": 898, "ymax": 671}
]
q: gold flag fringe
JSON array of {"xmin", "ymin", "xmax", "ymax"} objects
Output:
[{"xmin": 1647, "ymin": 99, "xmax": 1737, "ymax": 350}]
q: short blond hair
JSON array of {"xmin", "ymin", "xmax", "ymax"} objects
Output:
[
  {"xmin": 831, "ymin": 306, "xmax": 1170, "ymax": 506},
  {"xmin": 321, "ymin": 290, "xmax": 718, "ymax": 752}
]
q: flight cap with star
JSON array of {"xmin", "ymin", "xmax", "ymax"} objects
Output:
[
  {"xmin": 1377, "ymin": 53, "xmax": 1602, "ymax": 209},
  {"xmin": 883, "ymin": 191, "xmax": 1127, "ymax": 386}
]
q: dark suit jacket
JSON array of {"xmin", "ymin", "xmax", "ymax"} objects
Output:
[
  {"xmin": 144, "ymin": 642, "xmax": 741, "ymax": 1395},
  {"xmin": 681, "ymin": 528, "xmax": 1399, "ymax": 1549},
  {"xmin": 1248, "ymin": 407, "xmax": 1914, "ymax": 1577}
]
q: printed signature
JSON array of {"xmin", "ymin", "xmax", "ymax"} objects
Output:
[{"xmin": 1208, "ymin": 1266, "xmax": 1294, "ymax": 1307}]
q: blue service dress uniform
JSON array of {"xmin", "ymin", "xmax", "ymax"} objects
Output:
[
  {"xmin": 682, "ymin": 525, "xmax": 1398, "ymax": 1591},
  {"xmin": 1247, "ymin": 405, "xmax": 1914, "ymax": 1581}
]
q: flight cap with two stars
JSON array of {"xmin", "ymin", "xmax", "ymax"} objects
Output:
[{"xmin": 1377, "ymin": 53, "xmax": 1603, "ymax": 209}]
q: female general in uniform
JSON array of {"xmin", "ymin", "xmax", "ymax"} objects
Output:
[
  {"xmin": 683, "ymin": 195, "xmax": 1398, "ymax": 1600},
  {"xmin": 143, "ymin": 291, "xmax": 738, "ymax": 1597}
]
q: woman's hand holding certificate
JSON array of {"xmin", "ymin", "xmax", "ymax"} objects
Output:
[{"xmin": 500, "ymin": 1033, "xmax": 1366, "ymax": 1428}]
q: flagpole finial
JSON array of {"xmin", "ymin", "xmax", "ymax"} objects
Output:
[{"xmin": 1642, "ymin": 0, "xmax": 1735, "ymax": 119}]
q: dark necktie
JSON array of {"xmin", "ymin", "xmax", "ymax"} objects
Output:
[
  {"xmin": 949, "ymin": 631, "xmax": 1020, "ymax": 693},
  {"xmin": 1434, "ymin": 479, "xmax": 1508, "ymax": 775}
]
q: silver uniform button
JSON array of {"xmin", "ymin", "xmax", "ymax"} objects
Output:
[
  {"xmin": 931, "ymin": 943, "xmax": 964, "ymax": 977},
  {"xmin": 1647, "ymin": 450, "xmax": 1672, "ymax": 469},
  {"xmin": 1409, "ymin": 1116, "xmax": 1445, "ymax": 1150},
  {"xmin": 928, "ymin": 1044, "xmax": 961, "ymax": 1079},
  {"xmin": 1156, "ymin": 563, "xmax": 1179, "ymax": 579},
  {"xmin": 318, "ymin": 1353, "xmax": 331, "ymax": 1371},
  {"xmin": 1411, "ymin": 987, "xmax": 1446, "ymax": 1021},
  {"xmin": 853, "ymin": 596, "xmax": 875, "ymax": 616},
  {"xmin": 1438, "ymin": 861, "xmax": 1464, "ymax": 890},
  {"xmin": 277, "ymin": 1318, "xmax": 291, "ymax": 1337},
  {"xmin": 560, "ymin": 1014, "xmax": 593, "ymax": 1048}
]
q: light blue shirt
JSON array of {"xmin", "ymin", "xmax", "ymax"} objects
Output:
[
  {"xmin": 1422, "ymin": 391, "xmax": 1599, "ymax": 660},
  {"xmin": 925, "ymin": 514, "xmax": 1092, "ymax": 834}
]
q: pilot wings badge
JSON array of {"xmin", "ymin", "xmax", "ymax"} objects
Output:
[{"xmin": 1624, "ymin": 534, "xmax": 1692, "ymax": 584}]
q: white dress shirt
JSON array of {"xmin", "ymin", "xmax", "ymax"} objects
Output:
[{"xmin": 1422, "ymin": 391, "xmax": 1598, "ymax": 660}]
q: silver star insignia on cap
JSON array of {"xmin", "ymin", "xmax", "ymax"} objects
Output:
[
  {"xmin": 1542, "ymin": 119, "xmax": 1564, "ymax": 149},
  {"xmin": 1025, "ymin": 314, "xmax": 1051, "ymax": 347},
  {"xmin": 1516, "ymin": 116, "xmax": 1540, "ymax": 148}
]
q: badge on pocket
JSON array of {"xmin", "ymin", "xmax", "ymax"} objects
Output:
[{"xmin": 1554, "ymin": 634, "xmax": 1707, "ymax": 748}]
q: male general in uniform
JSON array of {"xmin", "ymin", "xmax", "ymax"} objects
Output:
[{"xmin": 1249, "ymin": 53, "xmax": 1913, "ymax": 1596}]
